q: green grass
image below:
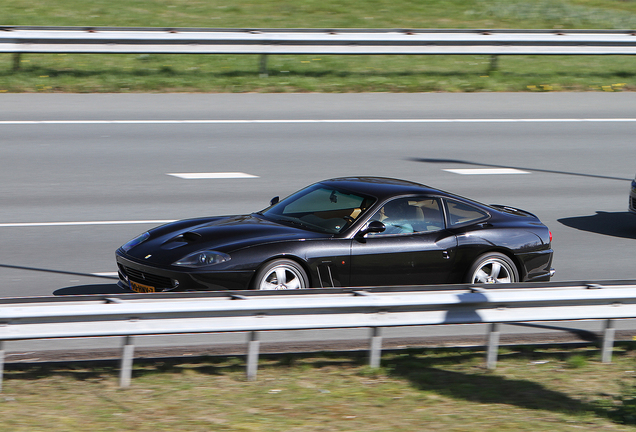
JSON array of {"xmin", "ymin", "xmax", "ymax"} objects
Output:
[
  {"xmin": 6, "ymin": 0, "xmax": 636, "ymax": 30},
  {"xmin": 566, "ymin": 354, "xmax": 589, "ymax": 369},
  {"xmin": 2, "ymin": 0, "xmax": 636, "ymax": 92},
  {"xmin": 3, "ymin": 346, "xmax": 636, "ymax": 431}
]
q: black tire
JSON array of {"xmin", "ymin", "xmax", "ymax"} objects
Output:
[
  {"xmin": 253, "ymin": 259, "xmax": 309, "ymax": 290},
  {"xmin": 466, "ymin": 252, "xmax": 519, "ymax": 284}
]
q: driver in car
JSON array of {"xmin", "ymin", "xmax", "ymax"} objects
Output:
[{"xmin": 372, "ymin": 200, "xmax": 414, "ymax": 234}]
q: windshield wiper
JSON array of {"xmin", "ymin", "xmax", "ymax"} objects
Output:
[
  {"xmin": 281, "ymin": 218, "xmax": 309, "ymax": 229},
  {"xmin": 277, "ymin": 217, "xmax": 328, "ymax": 233}
]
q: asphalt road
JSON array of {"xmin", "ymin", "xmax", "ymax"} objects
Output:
[
  {"xmin": 1, "ymin": 92, "xmax": 635, "ymax": 298},
  {"xmin": 1, "ymin": 92, "xmax": 635, "ymax": 354}
]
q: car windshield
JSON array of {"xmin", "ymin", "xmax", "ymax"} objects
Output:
[{"xmin": 258, "ymin": 184, "xmax": 375, "ymax": 234}]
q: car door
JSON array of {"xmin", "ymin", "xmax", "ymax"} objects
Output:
[{"xmin": 349, "ymin": 196, "xmax": 458, "ymax": 287}]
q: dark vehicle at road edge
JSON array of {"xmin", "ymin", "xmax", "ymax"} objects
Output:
[
  {"xmin": 630, "ymin": 174, "xmax": 636, "ymax": 215},
  {"xmin": 116, "ymin": 177, "xmax": 554, "ymax": 292}
]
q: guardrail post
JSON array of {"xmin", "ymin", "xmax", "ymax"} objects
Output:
[
  {"xmin": 602, "ymin": 319, "xmax": 615, "ymax": 363},
  {"xmin": 369, "ymin": 327, "xmax": 383, "ymax": 368},
  {"xmin": 486, "ymin": 323, "xmax": 501, "ymax": 369},
  {"xmin": 119, "ymin": 335, "xmax": 135, "ymax": 388},
  {"xmin": 259, "ymin": 54, "xmax": 268, "ymax": 77},
  {"xmin": 488, "ymin": 55, "xmax": 498, "ymax": 73},
  {"xmin": 0, "ymin": 341, "xmax": 4, "ymax": 393},
  {"xmin": 12, "ymin": 53, "xmax": 21, "ymax": 71},
  {"xmin": 247, "ymin": 331, "xmax": 260, "ymax": 381}
]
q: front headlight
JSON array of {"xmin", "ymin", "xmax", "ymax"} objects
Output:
[
  {"xmin": 173, "ymin": 250, "xmax": 231, "ymax": 267},
  {"xmin": 121, "ymin": 232, "xmax": 150, "ymax": 252}
]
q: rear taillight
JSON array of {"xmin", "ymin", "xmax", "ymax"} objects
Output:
[{"xmin": 549, "ymin": 231, "xmax": 552, "ymax": 243}]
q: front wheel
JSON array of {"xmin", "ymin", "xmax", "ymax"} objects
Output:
[
  {"xmin": 253, "ymin": 259, "xmax": 309, "ymax": 290},
  {"xmin": 466, "ymin": 252, "xmax": 519, "ymax": 284}
]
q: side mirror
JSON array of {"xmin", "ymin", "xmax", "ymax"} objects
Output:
[
  {"xmin": 357, "ymin": 220, "xmax": 385, "ymax": 237},
  {"xmin": 270, "ymin": 196, "xmax": 280, "ymax": 206}
]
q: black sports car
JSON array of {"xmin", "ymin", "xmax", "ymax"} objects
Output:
[{"xmin": 116, "ymin": 177, "xmax": 554, "ymax": 293}]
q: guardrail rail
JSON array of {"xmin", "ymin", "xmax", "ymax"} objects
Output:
[
  {"xmin": 3, "ymin": 26, "xmax": 636, "ymax": 73},
  {"xmin": 1, "ymin": 281, "xmax": 636, "ymax": 390}
]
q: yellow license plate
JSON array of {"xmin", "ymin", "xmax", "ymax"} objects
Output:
[{"xmin": 130, "ymin": 280, "xmax": 156, "ymax": 293}]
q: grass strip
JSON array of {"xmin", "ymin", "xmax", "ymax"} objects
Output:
[
  {"xmin": 3, "ymin": 345, "xmax": 636, "ymax": 431},
  {"xmin": 2, "ymin": 0, "xmax": 636, "ymax": 92}
]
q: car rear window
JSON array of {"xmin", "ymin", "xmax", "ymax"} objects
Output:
[{"xmin": 445, "ymin": 199, "xmax": 489, "ymax": 226}]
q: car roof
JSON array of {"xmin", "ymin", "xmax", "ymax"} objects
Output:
[{"xmin": 319, "ymin": 177, "xmax": 449, "ymax": 200}]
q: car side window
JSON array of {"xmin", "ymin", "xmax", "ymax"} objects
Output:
[
  {"xmin": 445, "ymin": 199, "xmax": 489, "ymax": 227},
  {"xmin": 368, "ymin": 197, "xmax": 444, "ymax": 235}
]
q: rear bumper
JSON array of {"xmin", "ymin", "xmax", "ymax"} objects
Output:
[
  {"xmin": 525, "ymin": 267, "xmax": 555, "ymax": 283},
  {"xmin": 518, "ymin": 248, "xmax": 554, "ymax": 282}
]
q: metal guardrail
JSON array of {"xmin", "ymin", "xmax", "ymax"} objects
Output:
[
  {"xmin": 2, "ymin": 26, "xmax": 636, "ymax": 73},
  {"xmin": 1, "ymin": 281, "xmax": 635, "ymax": 390}
]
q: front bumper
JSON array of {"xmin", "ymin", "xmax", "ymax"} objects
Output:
[{"xmin": 116, "ymin": 252, "xmax": 254, "ymax": 292}]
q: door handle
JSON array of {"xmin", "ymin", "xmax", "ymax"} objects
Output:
[{"xmin": 442, "ymin": 251, "xmax": 450, "ymax": 259}]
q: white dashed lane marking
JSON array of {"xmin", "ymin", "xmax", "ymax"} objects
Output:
[
  {"xmin": 92, "ymin": 272, "xmax": 119, "ymax": 278},
  {"xmin": 167, "ymin": 172, "xmax": 259, "ymax": 179},
  {"xmin": 443, "ymin": 168, "xmax": 531, "ymax": 175}
]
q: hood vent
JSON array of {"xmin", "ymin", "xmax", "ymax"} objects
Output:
[
  {"xmin": 179, "ymin": 231, "xmax": 202, "ymax": 242},
  {"xmin": 161, "ymin": 231, "xmax": 203, "ymax": 250}
]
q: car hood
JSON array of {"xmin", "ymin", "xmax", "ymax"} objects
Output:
[{"xmin": 123, "ymin": 214, "xmax": 327, "ymax": 264}]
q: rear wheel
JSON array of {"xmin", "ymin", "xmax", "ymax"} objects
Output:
[
  {"xmin": 253, "ymin": 259, "xmax": 309, "ymax": 290},
  {"xmin": 466, "ymin": 252, "xmax": 519, "ymax": 284}
]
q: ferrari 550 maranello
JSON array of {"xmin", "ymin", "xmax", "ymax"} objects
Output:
[{"xmin": 116, "ymin": 177, "xmax": 554, "ymax": 293}]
